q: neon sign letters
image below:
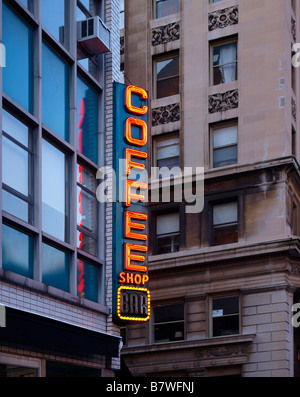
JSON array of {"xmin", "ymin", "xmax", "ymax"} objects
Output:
[{"xmin": 113, "ymin": 83, "xmax": 150, "ymax": 323}]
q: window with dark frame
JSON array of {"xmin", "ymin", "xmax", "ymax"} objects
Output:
[
  {"xmin": 154, "ymin": 132, "xmax": 180, "ymax": 179},
  {"xmin": 156, "ymin": 211, "xmax": 180, "ymax": 254},
  {"xmin": 154, "ymin": 52, "xmax": 179, "ymax": 99},
  {"xmin": 211, "ymin": 38, "xmax": 237, "ymax": 86},
  {"xmin": 153, "ymin": 303, "xmax": 184, "ymax": 343},
  {"xmin": 2, "ymin": 109, "xmax": 33, "ymax": 224},
  {"xmin": 212, "ymin": 200, "xmax": 238, "ymax": 245},
  {"xmin": 211, "ymin": 122, "xmax": 238, "ymax": 168},
  {"xmin": 154, "ymin": 0, "xmax": 180, "ymax": 19},
  {"xmin": 211, "ymin": 295, "xmax": 240, "ymax": 337}
]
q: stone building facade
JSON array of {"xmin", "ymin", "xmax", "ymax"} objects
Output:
[{"xmin": 120, "ymin": 0, "xmax": 300, "ymax": 377}]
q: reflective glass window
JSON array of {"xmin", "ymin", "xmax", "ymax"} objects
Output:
[
  {"xmin": 77, "ymin": 259, "xmax": 99, "ymax": 302},
  {"xmin": 155, "ymin": 54, "xmax": 179, "ymax": 99},
  {"xmin": 155, "ymin": 0, "xmax": 179, "ymax": 18},
  {"xmin": 2, "ymin": 110, "xmax": 32, "ymax": 223},
  {"xmin": 2, "ymin": 224, "xmax": 33, "ymax": 278},
  {"xmin": 42, "ymin": 140, "xmax": 66, "ymax": 241},
  {"xmin": 42, "ymin": 243, "xmax": 69, "ymax": 292},
  {"xmin": 77, "ymin": 164, "xmax": 97, "ymax": 256},
  {"xmin": 77, "ymin": 77, "xmax": 98, "ymax": 163},
  {"xmin": 42, "ymin": 0, "xmax": 65, "ymax": 45},
  {"xmin": 42, "ymin": 43, "xmax": 69, "ymax": 141},
  {"xmin": 2, "ymin": 3, "xmax": 33, "ymax": 113}
]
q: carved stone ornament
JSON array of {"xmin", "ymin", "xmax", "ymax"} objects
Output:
[
  {"xmin": 292, "ymin": 97, "xmax": 297, "ymax": 121},
  {"xmin": 208, "ymin": 6, "xmax": 238, "ymax": 31},
  {"xmin": 152, "ymin": 22, "xmax": 180, "ymax": 46},
  {"xmin": 208, "ymin": 89, "xmax": 239, "ymax": 113},
  {"xmin": 152, "ymin": 103, "xmax": 180, "ymax": 126},
  {"xmin": 292, "ymin": 17, "xmax": 296, "ymax": 42},
  {"xmin": 197, "ymin": 344, "xmax": 247, "ymax": 359},
  {"xmin": 120, "ymin": 35, "xmax": 124, "ymax": 55}
]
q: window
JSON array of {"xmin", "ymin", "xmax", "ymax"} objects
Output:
[
  {"xmin": 120, "ymin": 0, "xmax": 125, "ymax": 29},
  {"xmin": 154, "ymin": 0, "xmax": 179, "ymax": 19},
  {"xmin": 77, "ymin": 259, "xmax": 99, "ymax": 302},
  {"xmin": 42, "ymin": 243, "xmax": 69, "ymax": 292},
  {"xmin": 211, "ymin": 295, "xmax": 240, "ymax": 337},
  {"xmin": 2, "ymin": 3, "xmax": 33, "ymax": 113},
  {"xmin": 42, "ymin": 0, "xmax": 65, "ymax": 45},
  {"xmin": 153, "ymin": 303, "xmax": 184, "ymax": 343},
  {"xmin": 77, "ymin": 164, "xmax": 98, "ymax": 256},
  {"xmin": 211, "ymin": 39, "xmax": 237, "ymax": 85},
  {"xmin": 154, "ymin": 133, "xmax": 180, "ymax": 179},
  {"xmin": 77, "ymin": 77, "xmax": 98, "ymax": 164},
  {"xmin": 42, "ymin": 42, "xmax": 69, "ymax": 141},
  {"xmin": 156, "ymin": 212, "xmax": 180, "ymax": 254},
  {"xmin": 212, "ymin": 201, "xmax": 238, "ymax": 245},
  {"xmin": 42, "ymin": 139, "xmax": 66, "ymax": 242},
  {"xmin": 154, "ymin": 53, "xmax": 179, "ymax": 99},
  {"xmin": 2, "ymin": 110, "xmax": 33, "ymax": 223},
  {"xmin": 211, "ymin": 122, "xmax": 238, "ymax": 168},
  {"xmin": 2, "ymin": 224, "xmax": 33, "ymax": 279}
]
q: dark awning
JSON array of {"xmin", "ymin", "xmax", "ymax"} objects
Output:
[{"xmin": 0, "ymin": 307, "xmax": 120, "ymax": 358}]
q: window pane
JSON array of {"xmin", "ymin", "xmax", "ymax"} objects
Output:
[
  {"xmin": 42, "ymin": 0, "xmax": 65, "ymax": 44},
  {"xmin": 213, "ymin": 315, "xmax": 239, "ymax": 337},
  {"xmin": 154, "ymin": 303, "xmax": 184, "ymax": 323},
  {"xmin": 42, "ymin": 243, "xmax": 69, "ymax": 292},
  {"xmin": 2, "ymin": 110, "xmax": 28, "ymax": 146},
  {"xmin": 2, "ymin": 190, "xmax": 29, "ymax": 223},
  {"xmin": 213, "ymin": 145, "xmax": 237, "ymax": 168},
  {"xmin": 213, "ymin": 42, "xmax": 237, "ymax": 85},
  {"xmin": 213, "ymin": 202, "xmax": 237, "ymax": 226},
  {"xmin": 2, "ymin": 137, "xmax": 29, "ymax": 196},
  {"xmin": 42, "ymin": 43, "xmax": 69, "ymax": 141},
  {"xmin": 2, "ymin": 224, "xmax": 33, "ymax": 278},
  {"xmin": 156, "ymin": 56, "xmax": 179, "ymax": 99},
  {"xmin": 2, "ymin": 4, "xmax": 33, "ymax": 113},
  {"xmin": 213, "ymin": 296, "xmax": 239, "ymax": 315},
  {"xmin": 77, "ymin": 230, "xmax": 97, "ymax": 256},
  {"xmin": 213, "ymin": 125, "xmax": 237, "ymax": 148},
  {"xmin": 77, "ymin": 77, "xmax": 98, "ymax": 163},
  {"xmin": 77, "ymin": 187, "xmax": 96, "ymax": 232},
  {"xmin": 42, "ymin": 140, "xmax": 66, "ymax": 241},
  {"xmin": 156, "ymin": 0, "xmax": 179, "ymax": 18},
  {"xmin": 157, "ymin": 212, "xmax": 179, "ymax": 235},
  {"xmin": 77, "ymin": 259, "xmax": 99, "ymax": 302},
  {"xmin": 157, "ymin": 235, "xmax": 179, "ymax": 254},
  {"xmin": 154, "ymin": 321, "xmax": 184, "ymax": 342}
]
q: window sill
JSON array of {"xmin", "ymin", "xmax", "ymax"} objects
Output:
[{"xmin": 0, "ymin": 268, "xmax": 110, "ymax": 316}]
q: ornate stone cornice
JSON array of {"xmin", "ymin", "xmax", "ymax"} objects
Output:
[
  {"xmin": 292, "ymin": 17, "xmax": 296, "ymax": 42},
  {"xmin": 152, "ymin": 22, "xmax": 180, "ymax": 46},
  {"xmin": 152, "ymin": 103, "xmax": 180, "ymax": 126},
  {"xmin": 208, "ymin": 6, "xmax": 238, "ymax": 31},
  {"xmin": 208, "ymin": 89, "xmax": 239, "ymax": 113}
]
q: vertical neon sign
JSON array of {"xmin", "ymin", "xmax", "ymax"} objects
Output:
[{"xmin": 113, "ymin": 83, "xmax": 150, "ymax": 323}]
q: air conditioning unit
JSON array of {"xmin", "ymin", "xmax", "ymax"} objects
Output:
[{"xmin": 77, "ymin": 16, "xmax": 110, "ymax": 59}]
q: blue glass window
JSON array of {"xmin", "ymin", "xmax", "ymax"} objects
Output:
[
  {"xmin": 77, "ymin": 259, "xmax": 99, "ymax": 302},
  {"xmin": 42, "ymin": 0, "xmax": 65, "ymax": 45},
  {"xmin": 77, "ymin": 77, "xmax": 98, "ymax": 163},
  {"xmin": 42, "ymin": 243, "xmax": 69, "ymax": 292},
  {"xmin": 2, "ymin": 224, "xmax": 33, "ymax": 278},
  {"xmin": 42, "ymin": 140, "xmax": 66, "ymax": 241},
  {"xmin": 2, "ymin": 3, "xmax": 33, "ymax": 113},
  {"xmin": 42, "ymin": 43, "xmax": 69, "ymax": 141},
  {"xmin": 2, "ymin": 110, "xmax": 32, "ymax": 223}
]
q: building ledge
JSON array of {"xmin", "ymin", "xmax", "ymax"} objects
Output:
[{"xmin": 122, "ymin": 334, "xmax": 255, "ymax": 375}]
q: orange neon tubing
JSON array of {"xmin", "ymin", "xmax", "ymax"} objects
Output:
[
  {"xmin": 125, "ymin": 243, "xmax": 148, "ymax": 272},
  {"xmin": 125, "ymin": 117, "xmax": 148, "ymax": 147},
  {"xmin": 125, "ymin": 148, "xmax": 147, "ymax": 175},
  {"xmin": 125, "ymin": 85, "xmax": 148, "ymax": 115},
  {"xmin": 125, "ymin": 179, "xmax": 147, "ymax": 207},
  {"xmin": 125, "ymin": 211, "xmax": 148, "ymax": 241}
]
